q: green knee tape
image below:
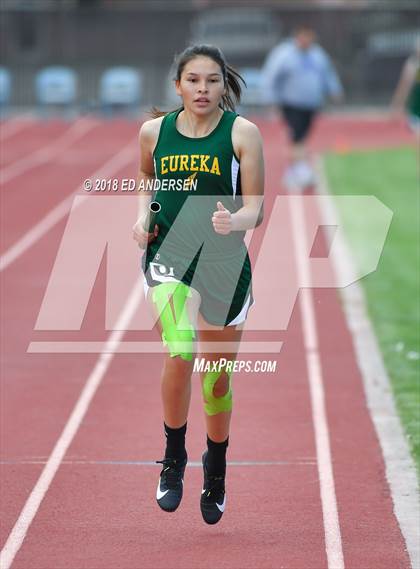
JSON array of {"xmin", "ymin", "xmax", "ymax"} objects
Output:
[
  {"xmin": 202, "ymin": 368, "xmax": 233, "ymax": 416},
  {"xmin": 152, "ymin": 282, "xmax": 195, "ymax": 361}
]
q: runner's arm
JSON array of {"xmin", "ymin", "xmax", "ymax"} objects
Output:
[
  {"xmin": 231, "ymin": 118, "xmax": 264, "ymax": 231},
  {"xmin": 133, "ymin": 118, "xmax": 161, "ymax": 247},
  {"xmin": 391, "ymin": 57, "xmax": 417, "ymax": 112}
]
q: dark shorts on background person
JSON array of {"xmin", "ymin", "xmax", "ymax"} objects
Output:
[{"xmin": 280, "ymin": 104, "xmax": 317, "ymax": 143}]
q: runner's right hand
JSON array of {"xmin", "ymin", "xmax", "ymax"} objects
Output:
[{"xmin": 132, "ymin": 217, "xmax": 159, "ymax": 249}]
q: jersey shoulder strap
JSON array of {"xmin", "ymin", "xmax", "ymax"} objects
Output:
[
  {"xmin": 153, "ymin": 109, "xmax": 180, "ymax": 157},
  {"xmin": 213, "ymin": 110, "xmax": 239, "ymax": 160}
]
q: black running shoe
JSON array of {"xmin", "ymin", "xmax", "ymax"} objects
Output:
[
  {"xmin": 155, "ymin": 456, "xmax": 187, "ymax": 512},
  {"xmin": 200, "ymin": 451, "xmax": 226, "ymax": 525}
]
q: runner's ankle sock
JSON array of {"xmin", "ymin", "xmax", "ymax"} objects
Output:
[
  {"xmin": 164, "ymin": 422, "xmax": 187, "ymax": 460},
  {"xmin": 206, "ymin": 435, "xmax": 229, "ymax": 477}
]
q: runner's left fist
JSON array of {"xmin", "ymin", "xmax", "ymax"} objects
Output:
[{"xmin": 212, "ymin": 201, "xmax": 233, "ymax": 235}]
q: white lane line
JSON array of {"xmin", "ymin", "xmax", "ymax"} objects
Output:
[
  {"xmin": 289, "ymin": 195, "xmax": 345, "ymax": 569},
  {"xmin": 0, "ymin": 282, "xmax": 143, "ymax": 569},
  {"xmin": 0, "ymin": 118, "xmax": 97, "ymax": 185},
  {"xmin": 315, "ymin": 156, "xmax": 420, "ymax": 569},
  {"xmin": 0, "ymin": 140, "xmax": 137, "ymax": 272},
  {"xmin": 0, "ymin": 459, "xmax": 317, "ymax": 467},
  {"xmin": 0, "ymin": 116, "xmax": 35, "ymax": 142},
  {"xmin": 27, "ymin": 341, "xmax": 283, "ymax": 354}
]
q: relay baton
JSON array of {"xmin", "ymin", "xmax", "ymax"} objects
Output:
[{"xmin": 143, "ymin": 201, "xmax": 161, "ymax": 233}]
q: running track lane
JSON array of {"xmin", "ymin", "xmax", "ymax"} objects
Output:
[
  {"xmin": 1, "ymin": 119, "xmax": 72, "ymax": 168},
  {"xmin": 0, "ymin": 119, "xmax": 139, "ymax": 253},
  {"xmin": 0, "ymin": 118, "xmax": 37, "ymax": 150},
  {"xmin": 0, "ymin": 116, "xmax": 413, "ymax": 568},
  {"xmin": 1, "ymin": 118, "xmax": 139, "ymax": 551}
]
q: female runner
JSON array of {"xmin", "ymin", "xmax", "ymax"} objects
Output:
[{"xmin": 132, "ymin": 45, "xmax": 264, "ymax": 525}]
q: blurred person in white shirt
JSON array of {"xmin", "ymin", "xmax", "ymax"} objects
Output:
[{"xmin": 261, "ymin": 26, "xmax": 343, "ymax": 191}]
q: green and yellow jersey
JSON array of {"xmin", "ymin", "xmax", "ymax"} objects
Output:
[{"xmin": 148, "ymin": 108, "xmax": 245, "ymax": 260}]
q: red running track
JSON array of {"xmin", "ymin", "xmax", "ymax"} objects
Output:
[{"xmin": 0, "ymin": 115, "xmax": 415, "ymax": 569}]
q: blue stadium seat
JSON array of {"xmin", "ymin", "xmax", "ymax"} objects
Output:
[
  {"xmin": 0, "ymin": 67, "xmax": 12, "ymax": 109},
  {"xmin": 35, "ymin": 66, "xmax": 77, "ymax": 106},
  {"xmin": 99, "ymin": 67, "xmax": 142, "ymax": 116}
]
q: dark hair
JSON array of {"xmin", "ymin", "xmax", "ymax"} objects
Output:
[
  {"xmin": 294, "ymin": 26, "xmax": 316, "ymax": 36},
  {"xmin": 150, "ymin": 44, "xmax": 245, "ymax": 118}
]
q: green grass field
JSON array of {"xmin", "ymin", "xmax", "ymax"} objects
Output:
[{"xmin": 324, "ymin": 146, "xmax": 420, "ymax": 474}]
